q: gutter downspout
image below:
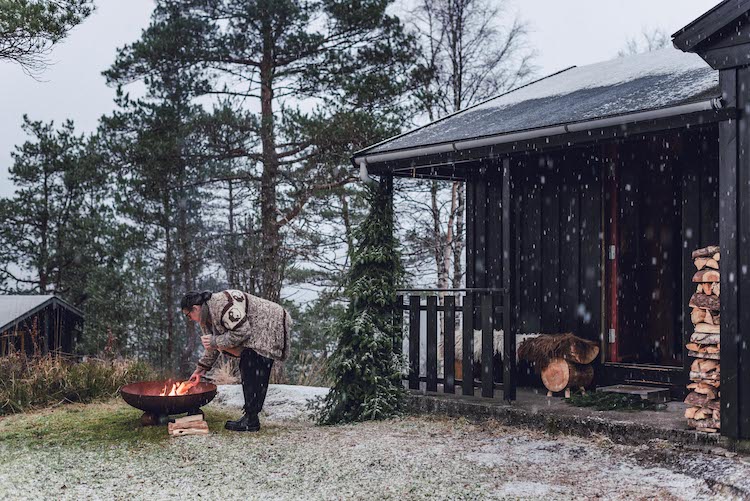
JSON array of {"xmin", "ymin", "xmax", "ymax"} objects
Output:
[{"xmin": 357, "ymin": 158, "xmax": 374, "ymax": 184}]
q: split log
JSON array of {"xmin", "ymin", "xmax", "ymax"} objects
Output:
[
  {"xmin": 693, "ymin": 407, "xmax": 713, "ymax": 420},
  {"xmin": 694, "ymin": 258, "xmax": 709, "ymax": 270},
  {"xmin": 712, "ymin": 282, "xmax": 720, "ymax": 297},
  {"xmin": 688, "ymin": 418, "xmax": 721, "ymax": 430},
  {"xmin": 168, "ymin": 419, "xmax": 209, "ymax": 437},
  {"xmin": 705, "ymin": 345, "xmax": 720, "ymax": 354},
  {"xmin": 540, "ymin": 358, "xmax": 594, "ymax": 392},
  {"xmin": 690, "ymin": 333, "xmax": 720, "ymax": 345},
  {"xmin": 692, "ymin": 245, "xmax": 720, "ymax": 259},
  {"xmin": 689, "ymin": 374, "xmax": 720, "ymax": 384},
  {"xmin": 698, "ymin": 359, "xmax": 720, "ymax": 373},
  {"xmin": 690, "ymin": 293, "xmax": 720, "ymax": 311},
  {"xmin": 173, "ymin": 414, "xmax": 204, "ymax": 425},
  {"xmin": 691, "ymin": 383, "xmax": 717, "ymax": 400},
  {"xmin": 713, "ymin": 252, "xmax": 721, "ymax": 262},
  {"xmin": 693, "ymin": 269, "xmax": 720, "ymax": 283},
  {"xmin": 688, "ymin": 351, "xmax": 720, "ymax": 360},
  {"xmin": 691, "ymin": 308, "xmax": 706, "ymax": 325},
  {"xmin": 685, "ymin": 406, "xmax": 699, "ymax": 419},
  {"xmin": 706, "ymin": 258, "xmax": 720, "ymax": 269},
  {"xmin": 693, "ymin": 322, "xmax": 720, "ymax": 334},
  {"xmin": 689, "ymin": 360, "xmax": 719, "ymax": 376},
  {"xmin": 170, "ymin": 427, "xmax": 210, "ymax": 437},
  {"xmin": 702, "ymin": 283, "xmax": 714, "ymax": 295},
  {"xmin": 168, "ymin": 420, "xmax": 208, "ymax": 432},
  {"xmin": 684, "ymin": 391, "xmax": 721, "ymax": 409}
]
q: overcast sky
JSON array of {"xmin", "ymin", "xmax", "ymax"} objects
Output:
[{"xmin": 0, "ymin": 0, "xmax": 719, "ymax": 197}]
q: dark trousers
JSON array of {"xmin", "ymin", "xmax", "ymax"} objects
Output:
[{"xmin": 239, "ymin": 348, "xmax": 274, "ymax": 416}]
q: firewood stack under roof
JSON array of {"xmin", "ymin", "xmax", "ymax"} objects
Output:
[{"xmin": 685, "ymin": 245, "xmax": 721, "ymax": 433}]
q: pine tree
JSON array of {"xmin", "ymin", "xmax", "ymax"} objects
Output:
[
  {"xmin": 0, "ymin": 0, "xmax": 93, "ymax": 74},
  {"xmin": 314, "ymin": 176, "xmax": 406, "ymax": 425}
]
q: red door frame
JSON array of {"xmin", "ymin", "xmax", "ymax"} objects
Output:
[{"xmin": 605, "ymin": 155, "xmax": 619, "ymax": 363}]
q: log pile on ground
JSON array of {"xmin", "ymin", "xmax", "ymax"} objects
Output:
[
  {"xmin": 518, "ymin": 333, "xmax": 599, "ymax": 397},
  {"xmin": 685, "ymin": 245, "xmax": 721, "ymax": 433},
  {"xmin": 167, "ymin": 414, "xmax": 209, "ymax": 436}
]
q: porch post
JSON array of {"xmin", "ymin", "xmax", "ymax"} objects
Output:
[
  {"xmin": 719, "ymin": 67, "xmax": 750, "ymax": 439},
  {"xmin": 502, "ymin": 157, "xmax": 517, "ymax": 401}
]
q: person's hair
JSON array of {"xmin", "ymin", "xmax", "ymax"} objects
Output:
[{"xmin": 180, "ymin": 290, "xmax": 213, "ymax": 311}]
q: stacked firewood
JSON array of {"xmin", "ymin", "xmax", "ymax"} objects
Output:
[
  {"xmin": 168, "ymin": 414, "xmax": 209, "ymax": 436},
  {"xmin": 685, "ymin": 245, "xmax": 721, "ymax": 433},
  {"xmin": 517, "ymin": 333, "xmax": 599, "ymax": 398}
]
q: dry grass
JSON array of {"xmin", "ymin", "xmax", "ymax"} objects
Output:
[
  {"xmin": 0, "ymin": 352, "xmax": 157, "ymax": 415},
  {"xmin": 209, "ymin": 355, "xmax": 240, "ymax": 385}
]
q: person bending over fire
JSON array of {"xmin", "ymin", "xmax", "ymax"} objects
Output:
[{"xmin": 181, "ymin": 289, "xmax": 292, "ymax": 432}]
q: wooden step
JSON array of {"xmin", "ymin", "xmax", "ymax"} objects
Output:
[{"xmin": 596, "ymin": 384, "xmax": 671, "ymax": 403}]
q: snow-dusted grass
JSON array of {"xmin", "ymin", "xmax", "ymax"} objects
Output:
[{"xmin": 0, "ymin": 385, "xmax": 748, "ymax": 500}]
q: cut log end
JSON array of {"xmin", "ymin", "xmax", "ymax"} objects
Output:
[{"xmin": 541, "ymin": 358, "xmax": 594, "ymax": 393}]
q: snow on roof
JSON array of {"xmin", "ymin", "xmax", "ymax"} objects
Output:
[
  {"xmin": 364, "ymin": 48, "xmax": 719, "ymax": 156},
  {"xmin": 0, "ymin": 295, "xmax": 81, "ymax": 332}
]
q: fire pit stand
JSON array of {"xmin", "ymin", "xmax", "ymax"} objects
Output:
[{"xmin": 120, "ymin": 380, "xmax": 217, "ymax": 427}]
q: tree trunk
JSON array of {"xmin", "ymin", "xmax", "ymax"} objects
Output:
[
  {"xmin": 541, "ymin": 358, "xmax": 594, "ymax": 392},
  {"xmin": 258, "ymin": 32, "xmax": 282, "ymax": 303},
  {"xmin": 431, "ymin": 181, "xmax": 448, "ymax": 289},
  {"xmin": 164, "ymin": 202, "xmax": 174, "ymax": 366},
  {"xmin": 179, "ymin": 183, "xmax": 195, "ymax": 374},
  {"xmin": 452, "ymin": 181, "xmax": 465, "ymax": 288},
  {"xmin": 227, "ymin": 178, "xmax": 237, "ymax": 289}
]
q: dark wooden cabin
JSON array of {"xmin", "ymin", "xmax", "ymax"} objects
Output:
[
  {"xmin": 0, "ymin": 295, "xmax": 84, "ymax": 356},
  {"xmin": 353, "ymin": 0, "xmax": 750, "ymax": 440}
]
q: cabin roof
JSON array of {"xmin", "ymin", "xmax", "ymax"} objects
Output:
[
  {"xmin": 355, "ymin": 48, "xmax": 718, "ymax": 161},
  {"xmin": 0, "ymin": 295, "xmax": 83, "ymax": 334}
]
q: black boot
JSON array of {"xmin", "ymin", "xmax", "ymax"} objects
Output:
[{"xmin": 224, "ymin": 413, "xmax": 260, "ymax": 432}]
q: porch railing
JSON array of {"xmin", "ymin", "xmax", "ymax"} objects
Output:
[{"xmin": 396, "ymin": 288, "xmax": 516, "ymax": 401}]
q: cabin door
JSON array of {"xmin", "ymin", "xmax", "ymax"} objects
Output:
[{"xmin": 605, "ymin": 149, "xmax": 683, "ymax": 367}]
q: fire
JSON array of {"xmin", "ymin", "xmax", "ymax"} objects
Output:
[{"xmin": 159, "ymin": 380, "xmax": 197, "ymax": 397}]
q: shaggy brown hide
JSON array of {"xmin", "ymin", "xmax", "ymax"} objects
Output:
[{"xmin": 517, "ymin": 333, "xmax": 599, "ymax": 373}]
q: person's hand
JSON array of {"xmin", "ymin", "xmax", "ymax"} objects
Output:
[
  {"xmin": 200, "ymin": 335, "xmax": 212, "ymax": 350},
  {"xmin": 189, "ymin": 367, "xmax": 206, "ymax": 384}
]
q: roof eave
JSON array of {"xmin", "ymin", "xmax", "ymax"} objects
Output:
[{"xmin": 672, "ymin": 0, "xmax": 750, "ymax": 52}]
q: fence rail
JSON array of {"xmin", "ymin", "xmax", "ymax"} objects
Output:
[{"xmin": 396, "ymin": 288, "xmax": 515, "ymax": 400}]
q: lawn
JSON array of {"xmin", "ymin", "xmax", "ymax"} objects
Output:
[{"xmin": 0, "ymin": 390, "xmax": 747, "ymax": 500}]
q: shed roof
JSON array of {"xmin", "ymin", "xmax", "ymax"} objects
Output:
[
  {"xmin": 0, "ymin": 295, "xmax": 83, "ymax": 334},
  {"xmin": 356, "ymin": 48, "xmax": 719, "ymax": 159}
]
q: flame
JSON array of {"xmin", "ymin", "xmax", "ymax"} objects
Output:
[{"xmin": 159, "ymin": 380, "xmax": 197, "ymax": 397}]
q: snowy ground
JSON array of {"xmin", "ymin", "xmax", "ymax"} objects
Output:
[
  {"xmin": 212, "ymin": 384, "xmax": 329, "ymax": 421},
  {"xmin": 1, "ymin": 385, "xmax": 750, "ymax": 500}
]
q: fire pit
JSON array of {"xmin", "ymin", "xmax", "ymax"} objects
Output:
[{"xmin": 120, "ymin": 379, "xmax": 217, "ymax": 426}]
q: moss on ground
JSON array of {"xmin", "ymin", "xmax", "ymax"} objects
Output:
[
  {"xmin": 566, "ymin": 390, "xmax": 660, "ymax": 412},
  {"xmin": 0, "ymin": 399, "xmax": 243, "ymax": 447}
]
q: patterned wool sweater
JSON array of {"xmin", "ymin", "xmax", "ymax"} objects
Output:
[{"xmin": 196, "ymin": 290, "xmax": 292, "ymax": 371}]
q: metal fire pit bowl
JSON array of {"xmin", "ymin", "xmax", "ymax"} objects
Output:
[{"xmin": 120, "ymin": 379, "xmax": 217, "ymax": 426}]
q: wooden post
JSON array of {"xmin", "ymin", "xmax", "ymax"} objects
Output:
[
  {"xmin": 462, "ymin": 294, "xmax": 474, "ymax": 396},
  {"xmin": 426, "ymin": 295, "xmax": 438, "ymax": 392},
  {"xmin": 408, "ymin": 295, "xmax": 421, "ymax": 390},
  {"xmin": 481, "ymin": 293, "xmax": 494, "ymax": 398},
  {"xmin": 395, "ymin": 294, "xmax": 404, "ymax": 357},
  {"xmin": 502, "ymin": 157, "xmax": 517, "ymax": 401},
  {"xmin": 444, "ymin": 295, "xmax": 456, "ymax": 394}
]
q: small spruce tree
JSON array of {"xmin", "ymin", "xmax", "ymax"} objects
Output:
[{"xmin": 315, "ymin": 176, "xmax": 406, "ymax": 425}]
